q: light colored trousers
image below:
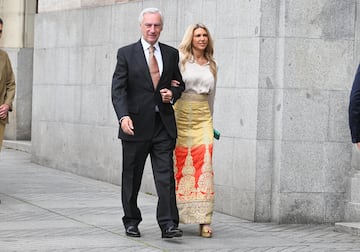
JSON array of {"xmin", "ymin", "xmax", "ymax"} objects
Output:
[{"xmin": 0, "ymin": 123, "xmax": 5, "ymax": 151}]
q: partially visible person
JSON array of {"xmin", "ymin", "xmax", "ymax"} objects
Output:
[
  {"xmin": 172, "ymin": 23, "xmax": 217, "ymax": 238},
  {"xmin": 0, "ymin": 18, "xmax": 16, "ymax": 152},
  {"xmin": 111, "ymin": 8, "xmax": 185, "ymax": 239},
  {"xmin": 349, "ymin": 64, "xmax": 360, "ymax": 149}
]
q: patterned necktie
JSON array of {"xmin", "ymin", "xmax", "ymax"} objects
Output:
[{"xmin": 148, "ymin": 45, "xmax": 160, "ymax": 89}]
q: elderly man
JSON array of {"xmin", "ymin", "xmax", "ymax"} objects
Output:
[
  {"xmin": 111, "ymin": 8, "xmax": 185, "ymax": 238},
  {"xmin": 0, "ymin": 18, "xmax": 16, "ymax": 152}
]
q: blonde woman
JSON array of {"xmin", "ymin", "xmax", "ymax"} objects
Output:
[{"xmin": 172, "ymin": 23, "xmax": 217, "ymax": 238}]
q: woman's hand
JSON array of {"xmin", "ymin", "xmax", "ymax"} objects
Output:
[{"xmin": 171, "ymin": 80, "xmax": 180, "ymax": 87}]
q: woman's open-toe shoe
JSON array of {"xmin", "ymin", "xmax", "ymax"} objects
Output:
[{"xmin": 199, "ymin": 224, "xmax": 212, "ymax": 238}]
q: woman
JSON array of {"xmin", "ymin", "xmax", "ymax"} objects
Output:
[{"xmin": 172, "ymin": 23, "xmax": 217, "ymax": 238}]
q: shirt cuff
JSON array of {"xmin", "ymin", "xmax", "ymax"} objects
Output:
[{"xmin": 119, "ymin": 115, "xmax": 129, "ymax": 124}]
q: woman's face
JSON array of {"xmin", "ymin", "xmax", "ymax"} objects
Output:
[{"xmin": 191, "ymin": 27, "xmax": 208, "ymax": 52}]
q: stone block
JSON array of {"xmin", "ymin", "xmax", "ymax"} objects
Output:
[
  {"xmin": 213, "ymin": 137, "xmax": 234, "ymax": 187},
  {"xmin": 280, "ymin": 141, "xmax": 324, "ymax": 193},
  {"xmin": 215, "ymin": 0, "xmax": 261, "ymax": 38},
  {"xmin": 254, "ymin": 139, "xmax": 273, "ymax": 222},
  {"xmin": 81, "ymin": 85, "xmax": 110, "ymax": 125},
  {"xmin": 176, "ymin": 0, "xmax": 202, "ymax": 39},
  {"xmin": 207, "ymin": 37, "xmax": 260, "ymax": 89},
  {"xmin": 235, "ymin": 38, "xmax": 260, "ymax": 89},
  {"xmin": 254, "ymin": 192, "xmax": 271, "ymax": 222},
  {"xmin": 230, "ymin": 187, "xmax": 255, "ymax": 221},
  {"xmin": 214, "ymin": 184, "xmax": 231, "ymax": 214},
  {"xmin": 82, "ymin": 6, "xmax": 112, "ymax": 46},
  {"xmin": 256, "ymin": 139, "xmax": 273, "ymax": 180},
  {"xmin": 324, "ymin": 193, "xmax": 345, "ymax": 223},
  {"xmin": 34, "ymin": 13, "xmax": 58, "ymax": 49},
  {"xmin": 351, "ymin": 145, "xmax": 360, "ymax": 171},
  {"xmin": 54, "ymin": 47, "xmax": 69, "ymax": 85},
  {"xmin": 214, "ymin": 38, "xmax": 236, "ymax": 88},
  {"xmin": 56, "ymin": 10, "xmax": 83, "ymax": 48},
  {"xmin": 259, "ymin": 37, "xmax": 277, "ymax": 89},
  {"xmin": 68, "ymin": 47, "xmax": 82, "ymax": 85},
  {"xmin": 31, "ymin": 85, "xmax": 57, "ymax": 122},
  {"xmin": 111, "ymin": 2, "xmax": 142, "ymax": 45},
  {"xmin": 284, "ymin": 0, "xmax": 355, "ymax": 39},
  {"xmin": 214, "ymin": 88, "xmax": 258, "ymax": 139},
  {"xmin": 94, "ymin": 45, "xmax": 113, "ymax": 85},
  {"xmin": 345, "ymin": 202, "xmax": 360, "ymax": 222},
  {"xmin": 350, "ymin": 175, "xmax": 360, "ymax": 202},
  {"xmin": 81, "ymin": 46, "xmax": 96, "ymax": 85},
  {"xmin": 284, "ymin": 38, "xmax": 353, "ymax": 90},
  {"xmin": 279, "ymin": 193, "xmax": 324, "ymax": 224},
  {"xmin": 260, "ymin": 0, "xmax": 278, "ymax": 37},
  {"xmin": 282, "ymin": 89, "xmax": 328, "ymax": 141},
  {"xmin": 82, "ymin": 0, "xmax": 116, "ymax": 8},
  {"xmin": 328, "ymin": 91, "xmax": 352, "ymax": 142},
  {"xmin": 231, "ymin": 139, "xmax": 256, "ymax": 191},
  {"xmin": 38, "ymin": 0, "xmax": 81, "ymax": 12},
  {"xmin": 54, "ymin": 85, "xmax": 81, "ymax": 123},
  {"xmin": 256, "ymin": 89, "xmax": 275, "ymax": 140},
  {"xmin": 324, "ymin": 142, "xmax": 352, "ymax": 193},
  {"xmin": 32, "ymin": 48, "xmax": 54, "ymax": 85}
]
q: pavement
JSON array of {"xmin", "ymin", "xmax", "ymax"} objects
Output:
[{"xmin": 1, "ymin": 147, "xmax": 360, "ymax": 252}]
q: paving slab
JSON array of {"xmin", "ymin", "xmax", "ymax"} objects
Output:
[{"xmin": 1, "ymin": 148, "xmax": 360, "ymax": 252}]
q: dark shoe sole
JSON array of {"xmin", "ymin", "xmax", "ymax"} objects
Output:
[
  {"xmin": 126, "ymin": 232, "xmax": 141, "ymax": 238},
  {"xmin": 161, "ymin": 232, "xmax": 183, "ymax": 239}
]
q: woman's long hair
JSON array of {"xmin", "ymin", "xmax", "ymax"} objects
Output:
[{"xmin": 178, "ymin": 23, "xmax": 217, "ymax": 79}]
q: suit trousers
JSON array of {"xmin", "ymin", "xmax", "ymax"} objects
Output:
[{"xmin": 121, "ymin": 113, "xmax": 179, "ymax": 230}]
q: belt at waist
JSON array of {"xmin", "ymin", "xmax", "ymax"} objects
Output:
[{"xmin": 180, "ymin": 93, "xmax": 208, "ymax": 101}]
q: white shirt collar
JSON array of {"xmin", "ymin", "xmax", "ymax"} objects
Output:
[{"xmin": 141, "ymin": 37, "xmax": 160, "ymax": 52}]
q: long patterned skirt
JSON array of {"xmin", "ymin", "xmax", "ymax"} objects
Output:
[{"xmin": 173, "ymin": 93, "xmax": 214, "ymax": 224}]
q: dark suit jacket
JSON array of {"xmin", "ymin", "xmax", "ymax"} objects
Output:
[
  {"xmin": 112, "ymin": 40, "xmax": 185, "ymax": 141},
  {"xmin": 349, "ymin": 64, "xmax": 360, "ymax": 143}
]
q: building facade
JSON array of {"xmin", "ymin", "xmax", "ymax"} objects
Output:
[{"xmin": 6, "ymin": 0, "xmax": 360, "ymax": 224}]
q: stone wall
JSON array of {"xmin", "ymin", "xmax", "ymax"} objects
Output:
[{"xmin": 31, "ymin": 0, "xmax": 358, "ymax": 223}]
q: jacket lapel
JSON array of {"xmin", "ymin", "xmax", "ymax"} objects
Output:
[
  {"xmin": 134, "ymin": 41, "xmax": 154, "ymax": 89},
  {"xmin": 158, "ymin": 43, "xmax": 168, "ymax": 87}
]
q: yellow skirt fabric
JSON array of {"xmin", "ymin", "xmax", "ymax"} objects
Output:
[{"xmin": 173, "ymin": 93, "xmax": 214, "ymax": 224}]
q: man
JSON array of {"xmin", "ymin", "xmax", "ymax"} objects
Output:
[
  {"xmin": 0, "ymin": 18, "xmax": 16, "ymax": 152},
  {"xmin": 111, "ymin": 8, "xmax": 185, "ymax": 239}
]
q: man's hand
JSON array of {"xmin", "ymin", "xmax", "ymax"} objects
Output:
[
  {"xmin": 160, "ymin": 88, "xmax": 173, "ymax": 103},
  {"xmin": 120, "ymin": 116, "xmax": 134, "ymax": 136},
  {"xmin": 0, "ymin": 104, "xmax": 10, "ymax": 120}
]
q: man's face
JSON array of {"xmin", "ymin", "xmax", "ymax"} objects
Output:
[
  {"xmin": 0, "ymin": 23, "xmax": 3, "ymax": 39},
  {"xmin": 140, "ymin": 12, "xmax": 162, "ymax": 45}
]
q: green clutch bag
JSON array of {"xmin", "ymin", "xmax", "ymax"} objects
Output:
[{"xmin": 213, "ymin": 128, "xmax": 220, "ymax": 140}]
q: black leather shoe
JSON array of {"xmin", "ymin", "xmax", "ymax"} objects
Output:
[
  {"xmin": 125, "ymin": 225, "xmax": 140, "ymax": 237},
  {"xmin": 161, "ymin": 226, "xmax": 183, "ymax": 238}
]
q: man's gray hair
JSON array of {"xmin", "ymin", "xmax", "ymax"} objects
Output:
[{"xmin": 138, "ymin": 7, "xmax": 163, "ymax": 25}]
